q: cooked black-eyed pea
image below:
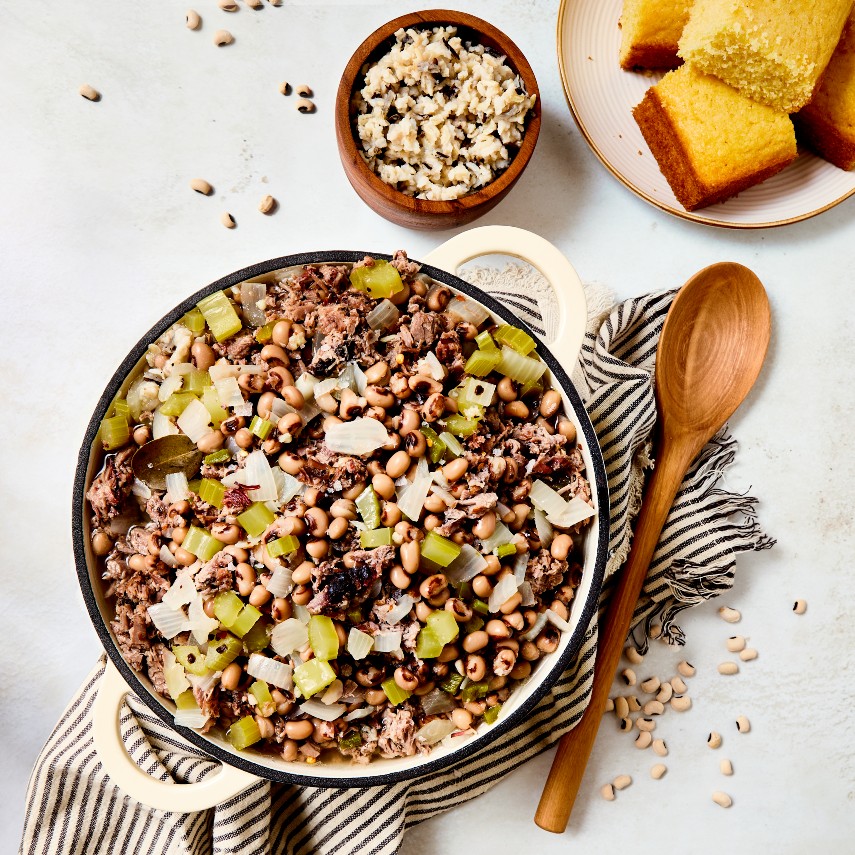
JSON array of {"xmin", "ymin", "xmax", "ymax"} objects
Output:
[
  {"xmin": 364, "ymin": 385, "xmax": 395, "ymax": 409},
  {"xmin": 371, "ymin": 472, "xmax": 396, "ymax": 500},
  {"xmin": 389, "ymin": 565, "xmax": 410, "ymax": 590},
  {"xmin": 445, "ymin": 597, "xmax": 472, "ymax": 623},
  {"xmin": 256, "ymin": 391, "xmax": 277, "ymax": 420},
  {"xmin": 536, "ymin": 416, "xmax": 556, "ymax": 435},
  {"xmin": 292, "ymin": 584, "xmax": 312, "ymax": 606},
  {"xmin": 190, "ymin": 339, "xmax": 216, "ymax": 372},
  {"xmin": 423, "ymin": 494, "xmax": 447, "ymax": 514},
  {"xmin": 394, "ymin": 667, "xmax": 418, "ymax": 692},
  {"xmin": 385, "ymin": 450, "xmax": 411, "ymax": 479},
  {"xmin": 419, "ymin": 574, "xmax": 448, "ymax": 600},
  {"xmin": 221, "ymin": 662, "xmax": 242, "ymax": 691},
  {"xmin": 133, "ymin": 425, "xmax": 151, "ymax": 445},
  {"xmin": 306, "ymin": 539, "xmax": 328, "ymax": 560},
  {"xmin": 342, "ymin": 482, "xmax": 367, "ymax": 501},
  {"xmin": 92, "ymin": 531, "xmax": 113, "ymax": 556},
  {"xmin": 327, "ymin": 516, "xmax": 349, "ymax": 541},
  {"xmin": 472, "ymin": 511, "xmax": 497, "ymax": 540},
  {"xmin": 437, "ymin": 644, "xmax": 459, "ymax": 664},
  {"xmin": 492, "ymin": 648, "xmax": 517, "ymax": 677},
  {"xmin": 304, "ymin": 507, "xmax": 329, "ymax": 537},
  {"xmin": 463, "ymin": 699, "xmax": 486, "ymax": 716},
  {"xmin": 235, "ymin": 563, "xmax": 256, "ymax": 597},
  {"xmin": 278, "ymin": 412, "xmax": 302, "ymax": 440},
  {"xmin": 426, "ymin": 284, "xmax": 451, "ymax": 311},
  {"xmin": 504, "ymin": 611, "xmax": 525, "ymax": 631},
  {"xmin": 315, "ymin": 392, "xmax": 338, "ymax": 413},
  {"xmin": 557, "ymin": 418, "xmax": 576, "ymax": 442},
  {"xmin": 128, "ymin": 553, "xmax": 147, "ymax": 573},
  {"xmin": 404, "ymin": 429, "xmax": 427, "ymax": 458},
  {"xmin": 442, "ymin": 457, "xmax": 469, "ymax": 482},
  {"xmin": 364, "ymin": 688, "xmax": 387, "ymax": 706},
  {"xmin": 409, "ymin": 375, "xmax": 443, "ymax": 397},
  {"xmin": 267, "ymin": 365, "xmax": 295, "ymax": 390},
  {"xmin": 471, "ymin": 574, "xmax": 492, "ymax": 599},
  {"xmin": 211, "ymin": 522, "xmax": 241, "ymax": 544},
  {"xmin": 550, "ymin": 533, "xmax": 573, "ymax": 560},
  {"xmin": 465, "ymin": 654, "xmax": 487, "ymax": 681},
  {"xmin": 380, "ymin": 501, "xmax": 401, "ymax": 527},
  {"xmin": 271, "ymin": 598, "xmax": 291, "ymax": 622},
  {"xmin": 284, "ymin": 720, "xmax": 314, "ymax": 741},
  {"xmin": 339, "ymin": 388, "xmax": 367, "ymax": 420},
  {"xmin": 364, "ymin": 360, "xmax": 390, "ymax": 385},
  {"xmin": 485, "ymin": 619, "xmax": 511, "ymax": 639},
  {"xmin": 271, "ymin": 320, "xmax": 292, "ymax": 347},
  {"xmin": 279, "ymin": 516, "xmax": 307, "ymax": 536},
  {"xmin": 323, "ymin": 415, "xmax": 343, "ymax": 432},
  {"xmin": 389, "ymin": 371, "xmax": 411, "ymax": 398},
  {"xmin": 281, "ymin": 740, "xmax": 299, "ymax": 761},
  {"xmin": 171, "ymin": 527, "xmax": 187, "ymax": 547},
  {"xmin": 462, "ymin": 630, "xmax": 489, "ymax": 653},
  {"xmin": 497, "ymin": 376, "xmax": 517, "ymax": 402},
  {"xmin": 329, "ymin": 498, "xmax": 357, "ymax": 520},
  {"xmin": 504, "ymin": 400, "xmax": 530, "ymax": 419},
  {"xmin": 549, "ymin": 600, "xmax": 569, "ymax": 622},
  {"xmin": 481, "ymin": 554, "xmax": 501, "ymax": 577},
  {"xmin": 539, "ymin": 389, "xmax": 562, "ymax": 418},
  {"xmin": 259, "ymin": 344, "xmax": 288, "ymax": 366},
  {"xmin": 536, "ymin": 626, "xmax": 560, "ymax": 653},
  {"xmin": 173, "ymin": 548, "xmax": 196, "ymax": 567},
  {"xmin": 224, "ymin": 544, "xmax": 249, "ymax": 563},
  {"xmin": 422, "ymin": 392, "xmax": 446, "ymax": 422},
  {"xmin": 499, "ymin": 592, "xmax": 522, "ymax": 615},
  {"xmin": 249, "ymin": 584, "xmax": 272, "ymax": 607},
  {"xmin": 400, "ymin": 540, "xmax": 421, "ymax": 574},
  {"xmin": 451, "ymin": 708, "xmax": 473, "ymax": 730},
  {"xmin": 509, "ymin": 503, "xmax": 529, "ymax": 531},
  {"xmin": 278, "ymin": 385, "xmax": 304, "ymax": 409},
  {"xmin": 395, "ymin": 521, "xmax": 421, "ymax": 542},
  {"xmin": 221, "ymin": 416, "xmax": 245, "ymax": 437}
]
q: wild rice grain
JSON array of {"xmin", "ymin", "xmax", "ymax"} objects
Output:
[
  {"xmin": 624, "ymin": 646, "xmax": 644, "ymax": 665},
  {"xmin": 259, "ymin": 195, "xmax": 276, "ymax": 214},
  {"xmin": 735, "ymin": 715, "xmax": 751, "ymax": 733},
  {"xmin": 213, "ymin": 29, "xmax": 234, "ymax": 45},
  {"xmin": 650, "ymin": 764, "xmax": 667, "ymax": 779},
  {"xmin": 712, "ymin": 791, "xmax": 733, "ymax": 808},
  {"xmin": 601, "ymin": 784, "xmax": 616, "ymax": 801},
  {"xmin": 635, "ymin": 731, "xmax": 653, "ymax": 749},
  {"xmin": 739, "ymin": 648, "xmax": 758, "ymax": 661},
  {"xmin": 613, "ymin": 774, "xmax": 632, "ymax": 790},
  {"xmin": 640, "ymin": 676, "xmax": 660, "ymax": 694},
  {"xmin": 718, "ymin": 606, "xmax": 741, "ymax": 623},
  {"xmin": 793, "ymin": 599, "xmax": 807, "ymax": 615},
  {"xmin": 652, "ymin": 738, "xmax": 668, "ymax": 756},
  {"xmin": 707, "ymin": 731, "xmax": 722, "ymax": 749},
  {"xmin": 718, "ymin": 662, "xmax": 739, "ymax": 676},
  {"xmin": 79, "ymin": 84, "xmax": 100, "ymax": 101},
  {"xmin": 726, "ymin": 635, "xmax": 746, "ymax": 653},
  {"xmin": 221, "ymin": 212, "xmax": 236, "ymax": 228},
  {"xmin": 296, "ymin": 98, "xmax": 315, "ymax": 114},
  {"xmin": 677, "ymin": 661, "xmax": 695, "ymax": 678},
  {"xmin": 621, "ymin": 668, "xmax": 636, "ymax": 687},
  {"xmin": 720, "ymin": 759, "xmax": 734, "ymax": 775},
  {"xmin": 186, "ymin": 9, "xmax": 201, "ymax": 29},
  {"xmin": 190, "ymin": 178, "xmax": 213, "ymax": 195}
]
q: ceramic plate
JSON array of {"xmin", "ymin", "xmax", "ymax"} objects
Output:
[{"xmin": 557, "ymin": 0, "xmax": 855, "ymax": 228}]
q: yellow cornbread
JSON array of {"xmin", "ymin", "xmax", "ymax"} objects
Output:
[
  {"xmin": 795, "ymin": 11, "xmax": 855, "ymax": 169},
  {"xmin": 678, "ymin": 0, "xmax": 853, "ymax": 112},
  {"xmin": 619, "ymin": 0, "xmax": 694, "ymax": 69},
  {"xmin": 633, "ymin": 64, "xmax": 797, "ymax": 210}
]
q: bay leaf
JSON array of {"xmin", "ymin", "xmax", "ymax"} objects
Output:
[{"xmin": 132, "ymin": 434, "xmax": 204, "ymax": 490}]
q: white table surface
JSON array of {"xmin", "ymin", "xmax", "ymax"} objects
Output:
[{"xmin": 2, "ymin": 2, "xmax": 854, "ymax": 853}]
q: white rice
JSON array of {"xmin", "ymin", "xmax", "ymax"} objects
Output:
[{"xmin": 354, "ymin": 26, "xmax": 536, "ymax": 201}]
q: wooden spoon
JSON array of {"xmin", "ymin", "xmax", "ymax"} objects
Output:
[{"xmin": 534, "ymin": 262, "xmax": 771, "ymax": 833}]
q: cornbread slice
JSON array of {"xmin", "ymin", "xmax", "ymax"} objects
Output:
[
  {"xmin": 794, "ymin": 11, "xmax": 855, "ymax": 169},
  {"xmin": 633, "ymin": 64, "xmax": 797, "ymax": 210},
  {"xmin": 678, "ymin": 0, "xmax": 853, "ymax": 112},
  {"xmin": 619, "ymin": 0, "xmax": 694, "ymax": 69}
]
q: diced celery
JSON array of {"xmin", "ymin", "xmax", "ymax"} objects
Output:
[
  {"xmin": 461, "ymin": 680, "xmax": 489, "ymax": 703},
  {"xmin": 185, "ymin": 368, "xmax": 212, "ymax": 395},
  {"xmin": 159, "ymin": 392, "xmax": 197, "ymax": 417},
  {"xmin": 214, "ymin": 591, "xmax": 244, "ymax": 628},
  {"xmin": 338, "ymin": 730, "xmax": 363, "ymax": 751},
  {"xmin": 420, "ymin": 531, "xmax": 462, "ymax": 567},
  {"xmin": 110, "ymin": 399, "xmax": 131, "ymax": 421},
  {"xmin": 198, "ymin": 478, "xmax": 226, "ymax": 509},
  {"xmin": 205, "ymin": 632, "xmax": 243, "ymax": 670},
  {"xmin": 496, "ymin": 346, "xmax": 547, "ymax": 385},
  {"xmin": 231, "ymin": 604, "xmax": 262, "ymax": 638},
  {"xmin": 197, "ymin": 291, "xmax": 242, "ymax": 343},
  {"xmin": 293, "ymin": 658, "xmax": 336, "ymax": 698},
  {"xmin": 457, "ymin": 580, "xmax": 473, "ymax": 601},
  {"xmin": 472, "ymin": 598, "xmax": 489, "ymax": 616},
  {"xmin": 360, "ymin": 527, "xmax": 392, "ymax": 549},
  {"xmin": 249, "ymin": 680, "xmax": 276, "ymax": 717},
  {"xmin": 175, "ymin": 689, "xmax": 200, "ymax": 712},
  {"xmin": 463, "ymin": 615, "xmax": 484, "ymax": 635},
  {"xmin": 100, "ymin": 415, "xmax": 129, "ymax": 450},
  {"xmin": 483, "ymin": 703, "xmax": 502, "ymax": 724},
  {"xmin": 464, "ymin": 349, "xmax": 501, "ymax": 378},
  {"xmin": 201, "ymin": 386, "xmax": 228, "ymax": 429},
  {"xmin": 495, "ymin": 543, "xmax": 517, "ymax": 559},
  {"xmin": 226, "ymin": 715, "xmax": 262, "ymax": 750},
  {"xmin": 267, "ymin": 535, "xmax": 299, "ymax": 558},
  {"xmin": 187, "ymin": 479, "xmax": 201, "ymax": 495},
  {"xmin": 255, "ymin": 322, "xmax": 274, "ymax": 343},
  {"xmin": 494, "ymin": 324, "xmax": 536, "ymax": 355},
  {"xmin": 355, "ymin": 485, "xmax": 381, "ymax": 530},
  {"xmin": 421, "ymin": 424, "xmax": 446, "ymax": 464},
  {"xmin": 203, "ymin": 448, "xmax": 231, "ymax": 465},
  {"xmin": 459, "ymin": 377, "xmax": 496, "ymax": 408},
  {"xmin": 242, "ymin": 618, "xmax": 270, "ymax": 653},
  {"xmin": 426, "ymin": 610, "xmax": 459, "ymax": 645},
  {"xmin": 519, "ymin": 377, "xmax": 544, "ymax": 399},
  {"xmin": 444, "ymin": 415, "xmax": 480, "ymax": 437},
  {"xmin": 182, "ymin": 308, "xmax": 206, "ymax": 335},
  {"xmin": 308, "ymin": 615, "xmax": 339, "ymax": 660},
  {"xmin": 346, "ymin": 607, "xmax": 363, "ymax": 625},
  {"xmin": 381, "ymin": 677, "xmax": 412, "ymax": 706},
  {"xmin": 439, "ymin": 672, "xmax": 464, "ymax": 694},
  {"xmin": 415, "ymin": 626, "xmax": 444, "ymax": 659},
  {"xmin": 182, "ymin": 526, "xmax": 222, "ymax": 561},
  {"xmin": 349, "ymin": 260, "xmax": 404, "ymax": 299},
  {"xmin": 438, "ymin": 431, "xmax": 464, "ymax": 458},
  {"xmin": 237, "ymin": 502, "xmax": 275, "ymax": 538},
  {"xmin": 475, "ymin": 330, "xmax": 497, "ymax": 351},
  {"xmin": 172, "ymin": 645, "xmax": 208, "ymax": 676},
  {"xmin": 249, "ymin": 415, "xmax": 274, "ymax": 440}
]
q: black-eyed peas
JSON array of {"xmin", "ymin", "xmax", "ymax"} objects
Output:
[
  {"xmin": 364, "ymin": 361, "xmax": 390, "ymax": 385},
  {"xmin": 471, "ymin": 575, "xmax": 492, "ymax": 599},
  {"xmin": 472, "ymin": 512, "xmax": 497, "ymax": 540},
  {"xmin": 365, "ymin": 386, "xmax": 395, "ymax": 408},
  {"xmin": 235, "ymin": 562, "xmax": 256, "ymax": 596},
  {"xmin": 327, "ymin": 516, "xmax": 349, "ymax": 540},
  {"xmin": 404, "ymin": 430, "xmax": 427, "ymax": 458},
  {"xmin": 306, "ymin": 539, "xmax": 328, "ymax": 559},
  {"xmin": 221, "ymin": 662, "xmax": 242, "ymax": 691},
  {"xmin": 441, "ymin": 457, "xmax": 468, "ymax": 482},
  {"xmin": 271, "ymin": 598, "xmax": 292, "ymax": 622},
  {"xmin": 497, "ymin": 376, "xmax": 517, "ymax": 401},
  {"xmin": 465, "ymin": 654, "xmax": 487, "ymax": 681},
  {"xmin": 485, "ymin": 619, "xmax": 511, "ymax": 639},
  {"xmin": 385, "ymin": 450, "xmax": 411, "ymax": 479},
  {"xmin": 304, "ymin": 507, "xmax": 329, "ymax": 536},
  {"xmin": 284, "ymin": 720, "xmax": 314, "ymax": 741},
  {"xmin": 550, "ymin": 533, "xmax": 573, "ymax": 561},
  {"xmin": 394, "ymin": 667, "xmax": 419, "ymax": 692},
  {"xmin": 271, "ymin": 320, "xmax": 292, "ymax": 347}
]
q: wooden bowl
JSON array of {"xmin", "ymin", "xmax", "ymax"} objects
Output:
[{"xmin": 335, "ymin": 10, "xmax": 541, "ymax": 230}]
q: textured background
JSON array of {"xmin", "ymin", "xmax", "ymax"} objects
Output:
[{"xmin": 2, "ymin": 2, "xmax": 854, "ymax": 853}]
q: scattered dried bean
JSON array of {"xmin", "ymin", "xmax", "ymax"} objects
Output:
[
  {"xmin": 718, "ymin": 662, "xmax": 739, "ymax": 675},
  {"xmin": 735, "ymin": 715, "xmax": 750, "ymax": 733},
  {"xmin": 650, "ymin": 764, "xmax": 667, "ymax": 780},
  {"xmin": 718, "ymin": 606, "xmax": 741, "ymax": 623}
]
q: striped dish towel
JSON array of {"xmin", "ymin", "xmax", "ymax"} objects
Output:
[{"xmin": 20, "ymin": 269, "xmax": 774, "ymax": 855}]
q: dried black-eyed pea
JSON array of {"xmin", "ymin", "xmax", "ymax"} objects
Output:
[
  {"xmin": 214, "ymin": 29, "xmax": 234, "ymax": 45},
  {"xmin": 712, "ymin": 791, "xmax": 733, "ymax": 808},
  {"xmin": 619, "ymin": 717, "xmax": 633, "ymax": 732},
  {"xmin": 652, "ymin": 738, "xmax": 668, "ymax": 757},
  {"xmin": 296, "ymin": 98, "xmax": 315, "ymax": 114},
  {"xmin": 221, "ymin": 212, "xmax": 236, "ymax": 228},
  {"xmin": 671, "ymin": 676, "xmax": 688, "ymax": 694},
  {"xmin": 670, "ymin": 695, "xmax": 692, "ymax": 712},
  {"xmin": 269, "ymin": 0, "xmax": 282, "ymax": 5},
  {"xmin": 614, "ymin": 696, "xmax": 630, "ymax": 719},
  {"xmin": 793, "ymin": 599, "xmax": 807, "ymax": 615},
  {"xmin": 613, "ymin": 774, "xmax": 632, "ymax": 790},
  {"xmin": 718, "ymin": 662, "xmax": 739, "ymax": 675},
  {"xmin": 739, "ymin": 647, "xmax": 758, "ymax": 661},
  {"xmin": 677, "ymin": 660, "xmax": 695, "ymax": 678},
  {"xmin": 640, "ymin": 676, "xmax": 660, "ymax": 694},
  {"xmin": 643, "ymin": 700, "xmax": 665, "ymax": 716},
  {"xmin": 627, "ymin": 695, "xmax": 641, "ymax": 712},
  {"xmin": 603, "ymin": 697, "xmax": 615, "ymax": 714},
  {"xmin": 636, "ymin": 717, "xmax": 656, "ymax": 732},
  {"xmin": 727, "ymin": 635, "xmax": 746, "ymax": 653},
  {"xmin": 296, "ymin": 84, "xmax": 313, "ymax": 97},
  {"xmin": 649, "ymin": 623, "xmax": 662, "ymax": 639},
  {"xmin": 650, "ymin": 764, "xmax": 667, "ymax": 780},
  {"xmin": 245, "ymin": 0, "xmax": 263, "ymax": 8},
  {"xmin": 635, "ymin": 731, "xmax": 653, "ymax": 749},
  {"xmin": 219, "ymin": 0, "xmax": 238, "ymax": 10},
  {"xmin": 707, "ymin": 731, "xmax": 722, "ymax": 749},
  {"xmin": 79, "ymin": 84, "xmax": 100, "ymax": 101},
  {"xmin": 600, "ymin": 784, "xmax": 615, "ymax": 801},
  {"xmin": 624, "ymin": 646, "xmax": 643, "ymax": 665},
  {"xmin": 186, "ymin": 9, "xmax": 201, "ymax": 29},
  {"xmin": 190, "ymin": 177, "xmax": 213, "ymax": 195},
  {"xmin": 720, "ymin": 759, "xmax": 734, "ymax": 776},
  {"xmin": 620, "ymin": 668, "xmax": 636, "ymax": 686},
  {"xmin": 656, "ymin": 682, "xmax": 673, "ymax": 703},
  {"xmin": 279, "ymin": 81, "xmax": 291, "ymax": 95},
  {"xmin": 259, "ymin": 195, "xmax": 276, "ymax": 214},
  {"xmin": 718, "ymin": 606, "xmax": 741, "ymax": 623},
  {"xmin": 735, "ymin": 715, "xmax": 751, "ymax": 733}
]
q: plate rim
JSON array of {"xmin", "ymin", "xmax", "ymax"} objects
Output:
[{"xmin": 555, "ymin": 0, "xmax": 855, "ymax": 229}]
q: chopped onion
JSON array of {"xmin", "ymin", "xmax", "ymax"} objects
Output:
[
  {"xmin": 162, "ymin": 567, "xmax": 197, "ymax": 609},
  {"xmin": 548, "ymin": 496, "xmax": 596, "ymax": 529},
  {"xmin": 233, "ymin": 402, "xmax": 253, "ymax": 418},
  {"xmin": 530, "ymin": 480, "xmax": 595, "ymax": 528},
  {"xmin": 324, "ymin": 417, "xmax": 389, "ymax": 455},
  {"xmin": 270, "ymin": 618, "xmax": 308, "ymax": 656},
  {"xmin": 244, "ymin": 450, "xmax": 278, "ymax": 502},
  {"xmin": 147, "ymin": 602, "xmax": 187, "ymax": 640},
  {"xmin": 162, "ymin": 649, "xmax": 190, "ymax": 700},
  {"xmin": 431, "ymin": 486, "xmax": 457, "ymax": 507},
  {"xmin": 366, "ymin": 299, "xmax": 400, "ymax": 330},
  {"xmin": 247, "ymin": 654, "xmax": 293, "ymax": 690},
  {"xmin": 279, "ymin": 471, "xmax": 303, "ymax": 504},
  {"xmin": 416, "ymin": 718, "xmax": 457, "ymax": 745},
  {"xmin": 152, "ymin": 409, "xmax": 178, "ymax": 439},
  {"xmin": 293, "ymin": 604, "xmax": 311, "ymax": 624},
  {"xmin": 265, "ymin": 565, "xmax": 294, "ymax": 599},
  {"xmin": 295, "ymin": 373, "xmax": 318, "ymax": 401},
  {"xmin": 513, "ymin": 551, "xmax": 529, "ymax": 586},
  {"xmin": 187, "ymin": 593, "xmax": 218, "ymax": 644},
  {"xmin": 480, "ymin": 521, "xmax": 514, "ymax": 552},
  {"xmin": 344, "ymin": 705, "xmax": 376, "ymax": 721},
  {"xmin": 336, "ymin": 363, "xmax": 359, "ymax": 394},
  {"xmin": 518, "ymin": 581, "xmax": 536, "ymax": 607},
  {"xmin": 546, "ymin": 608, "xmax": 572, "ymax": 633},
  {"xmin": 321, "ymin": 679, "xmax": 344, "ymax": 705},
  {"xmin": 165, "ymin": 471, "xmax": 190, "ymax": 504},
  {"xmin": 208, "ymin": 359, "xmax": 237, "ymax": 382},
  {"xmin": 373, "ymin": 630, "xmax": 402, "ymax": 653},
  {"xmin": 299, "ymin": 699, "xmax": 346, "ymax": 721},
  {"xmin": 397, "ymin": 455, "xmax": 432, "ymax": 521},
  {"xmin": 419, "ymin": 688, "xmax": 456, "ymax": 716},
  {"xmin": 159, "ymin": 544, "xmax": 178, "ymax": 568},
  {"xmin": 417, "ymin": 351, "xmax": 446, "ymax": 381},
  {"xmin": 132, "ymin": 478, "xmax": 152, "ymax": 501},
  {"xmin": 174, "ymin": 708, "xmax": 209, "ymax": 729},
  {"xmin": 177, "ymin": 398, "xmax": 212, "ymax": 443},
  {"xmin": 432, "ymin": 469, "xmax": 450, "ymax": 490},
  {"xmin": 523, "ymin": 610, "xmax": 549, "ymax": 641},
  {"xmin": 314, "ymin": 377, "xmax": 339, "ymax": 398},
  {"xmin": 215, "ymin": 376, "xmax": 244, "ymax": 409},
  {"xmin": 158, "ymin": 371, "xmax": 184, "ymax": 402},
  {"xmin": 384, "ymin": 595, "xmax": 415, "ymax": 625},
  {"xmin": 534, "ymin": 509, "xmax": 554, "ymax": 548},
  {"xmin": 347, "ymin": 628, "xmax": 374, "ymax": 660},
  {"xmin": 446, "ymin": 296, "xmax": 491, "ymax": 326},
  {"xmin": 488, "ymin": 574, "xmax": 519, "ymax": 613},
  {"xmin": 240, "ymin": 281, "xmax": 267, "ymax": 326},
  {"xmin": 445, "ymin": 544, "xmax": 488, "ymax": 586},
  {"xmin": 188, "ymin": 670, "xmax": 221, "ymax": 694},
  {"xmin": 350, "ymin": 362, "xmax": 368, "ymax": 395}
]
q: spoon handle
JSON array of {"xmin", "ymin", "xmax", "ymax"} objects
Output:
[{"xmin": 534, "ymin": 432, "xmax": 696, "ymax": 833}]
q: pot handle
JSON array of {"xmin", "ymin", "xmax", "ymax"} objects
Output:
[
  {"xmin": 422, "ymin": 225, "xmax": 587, "ymax": 370},
  {"xmin": 93, "ymin": 658, "xmax": 260, "ymax": 812}
]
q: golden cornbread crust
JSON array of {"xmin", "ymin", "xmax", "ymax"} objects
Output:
[
  {"xmin": 621, "ymin": 43, "xmax": 685, "ymax": 71},
  {"xmin": 619, "ymin": 0, "xmax": 693, "ymax": 70},
  {"xmin": 633, "ymin": 67, "xmax": 798, "ymax": 210},
  {"xmin": 678, "ymin": 0, "xmax": 853, "ymax": 112}
]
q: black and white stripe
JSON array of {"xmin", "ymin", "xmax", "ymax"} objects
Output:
[{"xmin": 20, "ymin": 278, "xmax": 773, "ymax": 855}]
